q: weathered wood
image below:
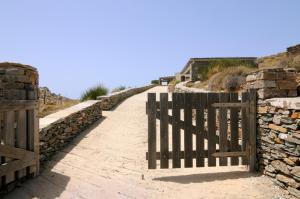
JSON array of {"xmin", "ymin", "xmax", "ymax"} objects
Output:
[
  {"xmin": 147, "ymin": 150, "xmax": 218, "ymax": 160},
  {"xmin": 0, "ymin": 159, "xmax": 36, "ymax": 177},
  {"xmin": 160, "ymin": 93, "xmax": 169, "ymax": 169},
  {"xmin": 0, "ymin": 113, "xmax": 3, "ymax": 187},
  {"xmin": 219, "ymin": 93, "xmax": 229, "ymax": 166},
  {"xmin": 230, "ymin": 92, "xmax": 239, "ymax": 166},
  {"xmin": 33, "ymin": 109, "xmax": 40, "ymax": 176},
  {"xmin": 212, "ymin": 151, "xmax": 248, "ymax": 158},
  {"xmin": 3, "ymin": 111, "xmax": 15, "ymax": 184},
  {"xmin": 249, "ymin": 89, "xmax": 257, "ymax": 172},
  {"xmin": 172, "ymin": 93, "xmax": 182, "ymax": 168},
  {"xmin": 207, "ymin": 93, "xmax": 218, "ymax": 167},
  {"xmin": 0, "ymin": 100, "xmax": 36, "ymax": 112},
  {"xmin": 195, "ymin": 93, "xmax": 206, "ymax": 167},
  {"xmin": 16, "ymin": 110, "xmax": 27, "ymax": 179},
  {"xmin": 0, "ymin": 145, "xmax": 34, "ymax": 162},
  {"xmin": 147, "ymin": 93, "xmax": 157, "ymax": 169},
  {"xmin": 184, "ymin": 93, "xmax": 193, "ymax": 168},
  {"xmin": 241, "ymin": 92, "xmax": 249, "ymax": 165},
  {"xmin": 212, "ymin": 102, "xmax": 248, "ymax": 108}
]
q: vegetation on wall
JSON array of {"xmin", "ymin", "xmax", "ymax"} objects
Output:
[
  {"xmin": 80, "ymin": 84, "xmax": 108, "ymax": 101},
  {"xmin": 151, "ymin": 80, "xmax": 159, "ymax": 84},
  {"xmin": 198, "ymin": 58, "xmax": 257, "ymax": 81},
  {"xmin": 111, "ymin": 86, "xmax": 126, "ymax": 93}
]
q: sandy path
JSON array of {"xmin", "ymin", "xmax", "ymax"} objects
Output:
[{"xmin": 5, "ymin": 86, "xmax": 289, "ymax": 199}]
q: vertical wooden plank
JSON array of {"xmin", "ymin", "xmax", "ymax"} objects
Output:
[
  {"xmin": 207, "ymin": 93, "xmax": 218, "ymax": 167},
  {"xmin": 195, "ymin": 93, "xmax": 206, "ymax": 167},
  {"xmin": 16, "ymin": 110, "xmax": 27, "ymax": 179},
  {"xmin": 172, "ymin": 93, "xmax": 182, "ymax": 168},
  {"xmin": 0, "ymin": 112, "xmax": 4, "ymax": 188},
  {"xmin": 34, "ymin": 108, "xmax": 40, "ymax": 176},
  {"xmin": 241, "ymin": 92, "xmax": 249, "ymax": 165},
  {"xmin": 184, "ymin": 93, "xmax": 193, "ymax": 168},
  {"xmin": 160, "ymin": 93, "xmax": 169, "ymax": 168},
  {"xmin": 219, "ymin": 93, "xmax": 229, "ymax": 166},
  {"xmin": 3, "ymin": 111, "xmax": 15, "ymax": 184},
  {"xmin": 147, "ymin": 93, "xmax": 157, "ymax": 169},
  {"xmin": 249, "ymin": 89, "xmax": 257, "ymax": 172},
  {"xmin": 230, "ymin": 92, "xmax": 239, "ymax": 166}
]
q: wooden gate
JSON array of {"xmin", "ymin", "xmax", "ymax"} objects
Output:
[{"xmin": 146, "ymin": 90, "xmax": 256, "ymax": 172}]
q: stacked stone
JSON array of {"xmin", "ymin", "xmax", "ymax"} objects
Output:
[
  {"xmin": 39, "ymin": 101, "xmax": 102, "ymax": 162},
  {"xmin": 287, "ymin": 44, "xmax": 300, "ymax": 55},
  {"xmin": 98, "ymin": 85, "xmax": 155, "ymax": 110},
  {"xmin": 257, "ymin": 101, "xmax": 300, "ymax": 198},
  {"xmin": 245, "ymin": 68, "xmax": 298, "ymax": 99},
  {"xmin": 0, "ymin": 62, "xmax": 39, "ymax": 100},
  {"xmin": 39, "ymin": 87, "xmax": 64, "ymax": 105}
]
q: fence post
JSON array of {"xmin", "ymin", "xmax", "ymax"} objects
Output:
[{"xmin": 248, "ymin": 89, "xmax": 257, "ymax": 172}]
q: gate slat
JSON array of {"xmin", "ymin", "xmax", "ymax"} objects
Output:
[
  {"xmin": 230, "ymin": 93, "xmax": 239, "ymax": 166},
  {"xmin": 16, "ymin": 110, "xmax": 27, "ymax": 179},
  {"xmin": 184, "ymin": 93, "xmax": 193, "ymax": 168},
  {"xmin": 172, "ymin": 93, "xmax": 183, "ymax": 168},
  {"xmin": 249, "ymin": 89, "xmax": 257, "ymax": 172},
  {"xmin": 219, "ymin": 93, "xmax": 229, "ymax": 166},
  {"xmin": 160, "ymin": 93, "xmax": 169, "ymax": 169},
  {"xmin": 3, "ymin": 111, "xmax": 15, "ymax": 184},
  {"xmin": 148, "ymin": 93, "xmax": 157, "ymax": 169},
  {"xmin": 195, "ymin": 93, "xmax": 206, "ymax": 167},
  {"xmin": 0, "ymin": 113, "xmax": 3, "ymax": 187},
  {"xmin": 207, "ymin": 93, "xmax": 218, "ymax": 167},
  {"xmin": 241, "ymin": 92, "xmax": 249, "ymax": 165}
]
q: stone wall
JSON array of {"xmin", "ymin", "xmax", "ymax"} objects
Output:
[
  {"xmin": 245, "ymin": 68, "xmax": 298, "ymax": 99},
  {"xmin": 39, "ymin": 87, "xmax": 65, "ymax": 105},
  {"xmin": 257, "ymin": 98, "xmax": 300, "ymax": 198},
  {"xmin": 97, "ymin": 85, "xmax": 156, "ymax": 110},
  {"xmin": 39, "ymin": 100, "xmax": 102, "ymax": 162}
]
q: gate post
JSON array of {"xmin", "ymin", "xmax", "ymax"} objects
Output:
[{"xmin": 248, "ymin": 89, "xmax": 257, "ymax": 172}]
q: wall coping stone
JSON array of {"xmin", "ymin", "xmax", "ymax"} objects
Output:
[
  {"xmin": 264, "ymin": 97, "xmax": 300, "ymax": 110},
  {"xmin": 40, "ymin": 100, "xmax": 100, "ymax": 129}
]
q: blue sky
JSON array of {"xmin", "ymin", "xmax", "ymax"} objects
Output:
[{"xmin": 0, "ymin": 1, "xmax": 299, "ymax": 99}]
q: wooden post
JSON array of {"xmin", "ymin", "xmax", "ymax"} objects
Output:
[
  {"xmin": 147, "ymin": 93, "xmax": 157, "ymax": 169},
  {"xmin": 248, "ymin": 89, "xmax": 257, "ymax": 172}
]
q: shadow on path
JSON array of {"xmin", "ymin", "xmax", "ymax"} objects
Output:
[
  {"xmin": 153, "ymin": 171, "xmax": 261, "ymax": 184},
  {"xmin": 4, "ymin": 118, "xmax": 106, "ymax": 199}
]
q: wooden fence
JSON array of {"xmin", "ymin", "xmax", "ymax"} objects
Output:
[
  {"xmin": 0, "ymin": 64, "xmax": 39, "ymax": 192},
  {"xmin": 146, "ymin": 90, "xmax": 256, "ymax": 172}
]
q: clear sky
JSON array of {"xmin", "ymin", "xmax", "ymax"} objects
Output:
[{"xmin": 0, "ymin": 1, "xmax": 299, "ymax": 99}]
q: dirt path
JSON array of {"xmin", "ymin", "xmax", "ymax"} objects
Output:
[{"xmin": 5, "ymin": 86, "xmax": 289, "ymax": 199}]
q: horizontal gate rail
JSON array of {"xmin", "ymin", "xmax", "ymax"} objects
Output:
[
  {"xmin": 212, "ymin": 102, "xmax": 249, "ymax": 108},
  {"xmin": 0, "ymin": 145, "xmax": 35, "ymax": 162}
]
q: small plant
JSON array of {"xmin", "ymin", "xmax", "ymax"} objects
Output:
[
  {"xmin": 151, "ymin": 80, "xmax": 159, "ymax": 84},
  {"xmin": 80, "ymin": 84, "xmax": 108, "ymax": 101},
  {"xmin": 111, "ymin": 86, "xmax": 126, "ymax": 93}
]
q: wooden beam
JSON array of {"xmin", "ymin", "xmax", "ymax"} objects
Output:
[
  {"xmin": 212, "ymin": 102, "xmax": 248, "ymax": 108},
  {"xmin": 0, "ymin": 100, "xmax": 37, "ymax": 111},
  {"xmin": 0, "ymin": 159, "xmax": 36, "ymax": 177},
  {"xmin": 212, "ymin": 151, "xmax": 248, "ymax": 158},
  {"xmin": 0, "ymin": 145, "xmax": 34, "ymax": 162}
]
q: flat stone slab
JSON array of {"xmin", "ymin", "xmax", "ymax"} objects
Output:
[
  {"xmin": 40, "ymin": 100, "xmax": 100, "ymax": 129},
  {"xmin": 265, "ymin": 97, "xmax": 300, "ymax": 110}
]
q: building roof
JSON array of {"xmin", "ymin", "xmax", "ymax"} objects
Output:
[{"xmin": 180, "ymin": 57, "xmax": 257, "ymax": 74}]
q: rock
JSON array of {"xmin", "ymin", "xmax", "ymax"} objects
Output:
[
  {"xmin": 281, "ymin": 117, "xmax": 294, "ymax": 125},
  {"xmin": 277, "ymin": 80, "xmax": 298, "ymax": 89},
  {"xmin": 291, "ymin": 112, "xmax": 300, "ymax": 119},
  {"xmin": 64, "ymin": 127, "xmax": 73, "ymax": 133},
  {"xmin": 265, "ymin": 165, "xmax": 276, "ymax": 173},
  {"xmin": 276, "ymin": 174, "xmax": 300, "ymax": 188},
  {"xmin": 284, "ymin": 158, "xmax": 295, "ymax": 166},
  {"xmin": 283, "ymin": 124, "xmax": 298, "ymax": 130},
  {"xmin": 288, "ymin": 187, "xmax": 300, "ymax": 198},
  {"xmin": 279, "ymin": 133, "xmax": 288, "ymax": 139},
  {"xmin": 254, "ymin": 80, "xmax": 277, "ymax": 89},
  {"xmin": 273, "ymin": 115, "xmax": 282, "ymax": 125},
  {"xmin": 274, "ymin": 138, "xmax": 283, "ymax": 144},
  {"xmin": 269, "ymin": 124, "xmax": 287, "ymax": 133},
  {"xmin": 271, "ymin": 160, "xmax": 290, "ymax": 175},
  {"xmin": 291, "ymin": 167, "xmax": 300, "ymax": 178},
  {"xmin": 258, "ymin": 106, "xmax": 268, "ymax": 114}
]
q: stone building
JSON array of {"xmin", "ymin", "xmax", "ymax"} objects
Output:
[{"xmin": 177, "ymin": 57, "xmax": 257, "ymax": 82}]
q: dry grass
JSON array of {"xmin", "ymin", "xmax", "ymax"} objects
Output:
[
  {"xmin": 194, "ymin": 66, "xmax": 257, "ymax": 91},
  {"xmin": 39, "ymin": 99, "xmax": 79, "ymax": 118}
]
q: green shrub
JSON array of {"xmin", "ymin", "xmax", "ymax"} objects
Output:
[
  {"xmin": 111, "ymin": 86, "xmax": 126, "ymax": 93},
  {"xmin": 80, "ymin": 84, "xmax": 108, "ymax": 101},
  {"xmin": 151, "ymin": 80, "xmax": 159, "ymax": 84}
]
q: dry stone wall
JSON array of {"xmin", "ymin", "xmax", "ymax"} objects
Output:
[
  {"xmin": 257, "ymin": 99, "xmax": 300, "ymax": 198},
  {"xmin": 97, "ymin": 85, "xmax": 156, "ymax": 110},
  {"xmin": 245, "ymin": 68, "xmax": 298, "ymax": 99}
]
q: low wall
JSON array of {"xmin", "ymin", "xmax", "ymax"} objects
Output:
[
  {"xmin": 257, "ymin": 97, "xmax": 300, "ymax": 198},
  {"xmin": 39, "ymin": 100, "xmax": 102, "ymax": 162},
  {"xmin": 97, "ymin": 85, "xmax": 156, "ymax": 110}
]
